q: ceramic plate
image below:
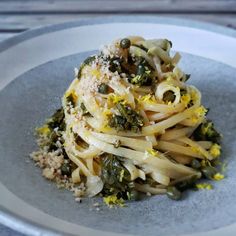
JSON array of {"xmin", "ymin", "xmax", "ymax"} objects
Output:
[{"xmin": 0, "ymin": 17, "xmax": 236, "ymax": 236}]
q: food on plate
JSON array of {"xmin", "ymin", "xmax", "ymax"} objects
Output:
[{"xmin": 31, "ymin": 36, "xmax": 223, "ymax": 206}]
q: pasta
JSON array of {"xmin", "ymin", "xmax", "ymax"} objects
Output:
[{"xmin": 31, "ymin": 36, "xmax": 223, "ymax": 205}]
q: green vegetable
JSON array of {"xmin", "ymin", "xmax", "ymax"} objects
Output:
[
  {"xmin": 191, "ymin": 159, "xmax": 201, "ymax": 169},
  {"xmin": 108, "ymin": 103, "xmax": 143, "ymax": 132},
  {"xmin": 61, "ymin": 162, "xmax": 72, "ymax": 176},
  {"xmin": 168, "ymin": 40, "xmax": 173, "ymax": 48},
  {"xmin": 109, "ymin": 57, "xmax": 122, "ymax": 73},
  {"xmin": 109, "ymin": 115, "xmax": 128, "ymax": 131},
  {"xmin": 47, "ymin": 108, "xmax": 65, "ymax": 131},
  {"xmin": 120, "ymin": 38, "xmax": 131, "ymax": 49},
  {"xmin": 98, "ymin": 83, "xmax": 109, "ymax": 94},
  {"xmin": 180, "ymin": 74, "xmax": 191, "ymax": 82},
  {"xmin": 129, "ymin": 61, "xmax": 153, "ymax": 86},
  {"xmin": 77, "ymin": 55, "xmax": 96, "ymax": 79},
  {"xmin": 201, "ymin": 166, "xmax": 217, "ymax": 180},
  {"xmin": 166, "ymin": 186, "xmax": 181, "ymax": 200},
  {"xmin": 48, "ymin": 131, "xmax": 59, "ymax": 151},
  {"xmin": 101, "ymin": 154, "xmax": 134, "ymax": 199},
  {"xmin": 192, "ymin": 120, "xmax": 221, "ymax": 143},
  {"xmin": 163, "ymin": 91, "xmax": 175, "ymax": 103}
]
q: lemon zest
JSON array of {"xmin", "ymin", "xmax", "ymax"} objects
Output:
[
  {"xmin": 108, "ymin": 94, "xmax": 126, "ymax": 105},
  {"xmin": 213, "ymin": 173, "xmax": 224, "ymax": 181},
  {"xmin": 103, "ymin": 195, "xmax": 124, "ymax": 208},
  {"xmin": 209, "ymin": 144, "xmax": 221, "ymax": 158},
  {"xmin": 91, "ymin": 68, "xmax": 101, "ymax": 78},
  {"xmin": 36, "ymin": 125, "xmax": 50, "ymax": 136},
  {"xmin": 194, "ymin": 106, "xmax": 207, "ymax": 117},
  {"xmin": 196, "ymin": 183, "xmax": 213, "ymax": 190},
  {"xmin": 147, "ymin": 149, "xmax": 159, "ymax": 157},
  {"xmin": 138, "ymin": 94, "xmax": 156, "ymax": 104},
  {"xmin": 181, "ymin": 94, "xmax": 191, "ymax": 107}
]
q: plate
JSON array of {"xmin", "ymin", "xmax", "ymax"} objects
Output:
[{"xmin": 0, "ymin": 17, "xmax": 236, "ymax": 236}]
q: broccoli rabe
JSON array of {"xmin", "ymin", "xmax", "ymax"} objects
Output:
[
  {"xmin": 77, "ymin": 55, "xmax": 96, "ymax": 79},
  {"xmin": 129, "ymin": 61, "xmax": 153, "ymax": 86},
  {"xmin": 109, "ymin": 103, "xmax": 143, "ymax": 132},
  {"xmin": 192, "ymin": 120, "xmax": 221, "ymax": 143},
  {"xmin": 101, "ymin": 154, "xmax": 139, "ymax": 200},
  {"xmin": 46, "ymin": 108, "xmax": 65, "ymax": 131}
]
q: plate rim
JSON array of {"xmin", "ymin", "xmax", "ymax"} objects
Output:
[
  {"xmin": 0, "ymin": 15, "xmax": 236, "ymax": 54},
  {"xmin": 0, "ymin": 16, "xmax": 236, "ymax": 236}
]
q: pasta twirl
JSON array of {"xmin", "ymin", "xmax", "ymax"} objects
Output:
[{"xmin": 31, "ymin": 36, "xmax": 222, "ymax": 206}]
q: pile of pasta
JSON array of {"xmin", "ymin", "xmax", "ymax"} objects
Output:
[{"xmin": 36, "ymin": 36, "xmax": 222, "ymax": 202}]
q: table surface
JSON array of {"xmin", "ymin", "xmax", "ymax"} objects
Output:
[{"xmin": 0, "ymin": 0, "xmax": 235, "ymax": 235}]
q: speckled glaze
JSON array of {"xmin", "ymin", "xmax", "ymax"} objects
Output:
[
  {"xmin": 0, "ymin": 51, "xmax": 236, "ymax": 236},
  {"xmin": 0, "ymin": 17, "xmax": 236, "ymax": 236}
]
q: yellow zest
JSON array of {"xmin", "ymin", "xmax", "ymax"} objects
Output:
[
  {"xmin": 191, "ymin": 146, "xmax": 201, "ymax": 155},
  {"xmin": 138, "ymin": 94, "xmax": 156, "ymax": 104},
  {"xmin": 190, "ymin": 89, "xmax": 198, "ymax": 102},
  {"xmin": 181, "ymin": 94, "xmax": 191, "ymax": 107},
  {"xmin": 147, "ymin": 149, "xmax": 159, "ymax": 157},
  {"xmin": 209, "ymin": 143, "xmax": 221, "ymax": 158},
  {"xmin": 91, "ymin": 68, "xmax": 101, "ymax": 78},
  {"xmin": 213, "ymin": 173, "xmax": 224, "ymax": 181},
  {"xmin": 36, "ymin": 125, "xmax": 50, "ymax": 136},
  {"xmin": 102, "ymin": 108, "xmax": 112, "ymax": 117},
  {"xmin": 103, "ymin": 195, "xmax": 124, "ymax": 208},
  {"xmin": 194, "ymin": 106, "xmax": 207, "ymax": 118},
  {"xmin": 196, "ymin": 183, "xmax": 213, "ymax": 190},
  {"xmin": 108, "ymin": 94, "xmax": 126, "ymax": 105}
]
